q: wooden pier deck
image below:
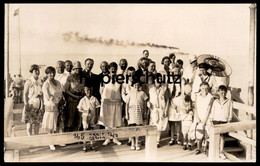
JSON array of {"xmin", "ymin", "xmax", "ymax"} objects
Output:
[
  {"xmin": 12, "ymin": 136, "xmax": 228, "ymax": 162},
  {"xmin": 5, "ymin": 103, "xmax": 249, "ymax": 162}
]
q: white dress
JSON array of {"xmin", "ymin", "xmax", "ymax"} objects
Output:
[
  {"xmin": 97, "ymin": 81, "xmax": 122, "ymax": 128},
  {"xmin": 149, "ymin": 85, "xmax": 169, "ymax": 131},
  {"xmin": 42, "ymin": 79, "xmax": 63, "ymax": 132}
]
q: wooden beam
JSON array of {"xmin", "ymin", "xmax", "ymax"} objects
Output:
[
  {"xmin": 4, "ymin": 125, "xmax": 157, "ymax": 150},
  {"xmin": 223, "ymin": 151, "xmax": 241, "ymax": 161},
  {"xmin": 213, "ymin": 120, "xmax": 256, "ymax": 135},
  {"xmin": 145, "ymin": 129, "xmax": 157, "ymax": 161},
  {"xmin": 233, "ymin": 102, "xmax": 255, "ymax": 116},
  {"xmin": 228, "ymin": 132, "xmax": 256, "ymax": 147},
  {"xmin": 208, "ymin": 127, "xmax": 220, "ymax": 161},
  {"xmin": 4, "ymin": 97, "xmax": 13, "ymax": 137}
]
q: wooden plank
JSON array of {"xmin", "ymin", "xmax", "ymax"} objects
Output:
[
  {"xmin": 233, "ymin": 102, "xmax": 255, "ymax": 116},
  {"xmin": 228, "ymin": 132, "xmax": 256, "ymax": 146},
  {"xmin": 208, "ymin": 127, "xmax": 220, "ymax": 161},
  {"xmin": 4, "ymin": 125, "xmax": 157, "ymax": 150},
  {"xmin": 224, "ymin": 147, "xmax": 243, "ymax": 153},
  {"xmin": 223, "ymin": 151, "xmax": 242, "ymax": 161},
  {"xmin": 4, "ymin": 97, "xmax": 14, "ymax": 137},
  {"xmin": 145, "ymin": 130, "xmax": 157, "ymax": 161},
  {"xmin": 13, "ymin": 150, "xmax": 19, "ymax": 161},
  {"xmin": 213, "ymin": 120, "xmax": 256, "ymax": 135}
]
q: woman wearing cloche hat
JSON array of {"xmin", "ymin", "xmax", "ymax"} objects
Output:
[{"xmin": 64, "ymin": 61, "xmax": 85, "ymax": 132}]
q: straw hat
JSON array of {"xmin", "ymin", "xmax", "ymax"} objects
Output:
[
  {"xmin": 189, "ymin": 55, "xmax": 197, "ymax": 64},
  {"xmin": 72, "ymin": 61, "xmax": 82, "ymax": 70}
]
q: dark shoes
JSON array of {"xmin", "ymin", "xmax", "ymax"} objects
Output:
[
  {"xmin": 168, "ymin": 139, "xmax": 175, "ymax": 146},
  {"xmin": 126, "ymin": 141, "xmax": 131, "ymax": 146},
  {"xmin": 195, "ymin": 149, "xmax": 201, "ymax": 155},
  {"xmin": 188, "ymin": 145, "xmax": 192, "ymax": 151},
  {"xmin": 183, "ymin": 145, "xmax": 187, "ymax": 150},
  {"xmin": 90, "ymin": 146, "xmax": 96, "ymax": 151}
]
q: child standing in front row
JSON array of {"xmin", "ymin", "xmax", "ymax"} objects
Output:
[
  {"xmin": 125, "ymin": 79, "xmax": 148, "ymax": 151},
  {"xmin": 148, "ymin": 73, "xmax": 170, "ymax": 148},
  {"xmin": 209, "ymin": 85, "xmax": 233, "ymax": 159},
  {"xmin": 173, "ymin": 84, "xmax": 194, "ymax": 150},
  {"xmin": 77, "ymin": 86, "xmax": 100, "ymax": 152},
  {"xmin": 193, "ymin": 82, "xmax": 213, "ymax": 155}
]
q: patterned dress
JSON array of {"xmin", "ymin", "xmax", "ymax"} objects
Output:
[
  {"xmin": 21, "ymin": 77, "xmax": 44, "ymax": 124},
  {"xmin": 127, "ymin": 89, "xmax": 148, "ymax": 125},
  {"xmin": 65, "ymin": 74, "xmax": 84, "ymax": 130},
  {"xmin": 55, "ymin": 73, "xmax": 68, "ymax": 130}
]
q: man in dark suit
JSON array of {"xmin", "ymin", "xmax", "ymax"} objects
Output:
[{"xmin": 82, "ymin": 58, "xmax": 100, "ymax": 101}]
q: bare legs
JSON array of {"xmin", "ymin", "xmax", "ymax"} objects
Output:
[{"xmin": 26, "ymin": 123, "xmax": 39, "ymax": 136}]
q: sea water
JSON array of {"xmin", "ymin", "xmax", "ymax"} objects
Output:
[{"xmin": 8, "ymin": 43, "xmax": 250, "ymax": 103}]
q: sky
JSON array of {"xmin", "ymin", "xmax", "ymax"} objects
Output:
[{"xmin": 6, "ymin": 3, "xmax": 255, "ymax": 102}]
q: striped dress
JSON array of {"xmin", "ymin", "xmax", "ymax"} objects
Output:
[{"xmin": 127, "ymin": 89, "xmax": 148, "ymax": 125}]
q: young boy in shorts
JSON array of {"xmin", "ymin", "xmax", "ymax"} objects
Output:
[{"xmin": 77, "ymin": 86, "xmax": 100, "ymax": 152}]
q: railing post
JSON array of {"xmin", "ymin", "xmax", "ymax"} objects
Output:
[
  {"xmin": 208, "ymin": 125, "xmax": 220, "ymax": 161},
  {"xmin": 4, "ymin": 97, "xmax": 14, "ymax": 137},
  {"xmin": 145, "ymin": 127, "xmax": 157, "ymax": 161},
  {"xmin": 247, "ymin": 3, "xmax": 256, "ymax": 161}
]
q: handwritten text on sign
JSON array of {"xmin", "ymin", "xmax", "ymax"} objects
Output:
[{"xmin": 73, "ymin": 131, "xmax": 119, "ymax": 141}]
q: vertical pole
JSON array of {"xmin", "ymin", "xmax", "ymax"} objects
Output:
[
  {"xmin": 18, "ymin": 9, "xmax": 21, "ymax": 76},
  {"xmin": 208, "ymin": 126, "xmax": 220, "ymax": 161},
  {"xmin": 247, "ymin": 3, "xmax": 256, "ymax": 161},
  {"xmin": 145, "ymin": 128, "xmax": 157, "ymax": 161},
  {"xmin": 5, "ymin": 4, "xmax": 10, "ymax": 98}
]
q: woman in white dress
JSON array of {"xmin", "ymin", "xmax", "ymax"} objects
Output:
[
  {"xmin": 98, "ymin": 62, "xmax": 122, "ymax": 146},
  {"xmin": 42, "ymin": 66, "xmax": 63, "ymax": 151}
]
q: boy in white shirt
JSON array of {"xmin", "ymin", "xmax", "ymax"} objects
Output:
[
  {"xmin": 209, "ymin": 85, "xmax": 233, "ymax": 159},
  {"xmin": 77, "ymin": 86, "xmax": 100, "ymax": 152}
]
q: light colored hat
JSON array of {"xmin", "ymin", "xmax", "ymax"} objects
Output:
[
  {"xmin": 189, "ymin": 55, "xmax": 197, "ymax": 63},
  {"xmin": 72, "ymin": 61, "xmax": 82, "ymax": 70}
]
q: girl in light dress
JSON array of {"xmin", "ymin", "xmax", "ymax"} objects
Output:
[
  {"xmin": 41, "ymin": 66, "xmax": 63, "ymax": 151},
  {"xmin": 171, "ymin": 84, "xmax": 193, "ymax": 150},
  {"xmin": 148, "ymin": 73, "xmax": 170, "ymax": 148},
  {"xmin": 167, "ymin": 65, "xmax": 182, "ymax": 146},
  {"xmin": 125, "ymin": 79, "xmax": 148, "ymax": 150}
]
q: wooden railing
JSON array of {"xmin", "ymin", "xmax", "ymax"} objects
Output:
[
  {"xmin": 208, "ymin": 101, "xmax": 256, "ymax": 161},
  {"xmin": 4, "ymin": 125, "xmax": 158, "ymax": 162}
]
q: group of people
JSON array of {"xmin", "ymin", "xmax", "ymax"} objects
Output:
[
  {"xmin": 9, "ymin": 74, "xmax": 25, "ymax": 103},
  {"xmin": 21, "ymin": 50, "xmax": 233, "ymax": 159}
]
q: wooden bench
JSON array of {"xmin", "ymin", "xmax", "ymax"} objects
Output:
[{"xmin": 4, "ymin": 125, "xmax": 158, "ymax": 162}]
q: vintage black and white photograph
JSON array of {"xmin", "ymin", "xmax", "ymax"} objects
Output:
[{"xmin": 4, "ymin": 3, "xmax": 256, "ymax": 162}]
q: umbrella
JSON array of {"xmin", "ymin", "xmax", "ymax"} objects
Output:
[{"xmin": 197, "ymin": 54, "xmax": 232, "ymax": 77}]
